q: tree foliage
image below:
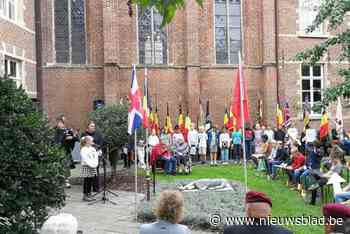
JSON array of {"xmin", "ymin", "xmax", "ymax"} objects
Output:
[
  {"xmin": 131, "ymin": 0, "xmax": 203, "ymax": 26},
  {"xmin": 296, "ymin": 0, "xmax": 350, "ymax": 106},
  {"xmin": 0, "ymin": 79, "xmax": 66, "ymax": 234}
]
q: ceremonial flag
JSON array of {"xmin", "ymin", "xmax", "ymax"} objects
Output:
[
  {"xmin": 184, "ymin": 112, "xmax": 191, "ymax": 142},
  {"xmin": 164, "ymin": 103, "xmax": 173, "ymax": 134},
  {"xmin": 276, "ymin": 104, "xmax": 283, "ymax": 127},
  {"xmin": 178, "ymin": 105, "xmax": 185, "ymax": 131},
  {"xmin": 224, "ymin": 107, "xmax": 229, "ymax": 128},
  {"xmin": 231, "ymin": 56, "xmax": 250, "ymax": 129},
  {"xmin": 142, "ymin": 68, "xmax": 149, "ymax": 128},
  {"xmin": 257, "ymin": 99, "xmax": 263, "ymax": 125},
  {"xmin": 205, "ymin": 100, "xmax": 211, "ymax": 123},
  {"xmin": 128, "ymin": 65, "xmax": 143, "ymax": 135},
  {"xmin": 320, "ymin": 111, "xmax": 329, "ymax": 139},
  {"xmin": 152, "ymin": 106, "xmax": 160, "ymax": 134},
  {"xmin": 283, "ymin": 101, "xmax": 291, "ymax": 128},
  {"xmin": 303, "ymin": 102, "xmax": 311, "ymax": 130},
  {"xmin": 336, "ymin": 97, "xmax": 343, "ymax": 136},
  {"xmin": 199, "ymin": 97, "xmax": 205, "ymax": 127}
]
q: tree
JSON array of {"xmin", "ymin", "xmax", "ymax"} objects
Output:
[
  {"xmin": 296, "ymin": 0, "xmax": 350, "ymax": 107},
  {"xmin": 130, "ymin": 0, "xmax": 203, "ymax": 26},
  {"xmin": 0, "ymin": 78, "xmax": 66, "ymax": 234},
  {"xmin": 89, "ymin": 105, "xmax": 129, "ymax": 175}
]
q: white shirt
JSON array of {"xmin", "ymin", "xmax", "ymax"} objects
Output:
[
  {"xmin": 287, "ymin": 128, "xmax": 299, "ymax": 141},
  {"xmin": 219, "ymin": 132, "xmax": 231, "ymax": 149},
  {"xmin": 198, "ymin": 132, "xmax": 208, "ymax": 148},
  {"xmin": 264, "ymin": 130, "xmax": 274, "ymax": 142},
  {"xmin": 305, "ymin": 128, "xmax": 317, "ymax": 143},
  {"xmin": 148, "ymin": 135, "xmax": 159, "ymax": 147},
  {"xmin": 188, "ymin": 130, "xmax": 199, "ymax": 146},
  {"xmin": 173, "ymin": 133, "xmax": 184, "ymax": 146},
  {"xmin": 80, "ymin": 146, "xmax": 98, "ymax": 168}
]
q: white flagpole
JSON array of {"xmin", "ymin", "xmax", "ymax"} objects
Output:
[
  {"xmin": 134, "ymin": 129, "xmax": 138, "ymax": 221},
  {"xmin": 145, "ymin": 67, "xmax": 150, "ymax": 175},
  {"xmin": 239, "ymin": 51, "xmax": 248, "ymax": 193}
]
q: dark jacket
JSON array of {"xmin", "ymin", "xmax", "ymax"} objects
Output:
[
  {"xmin": 274, "ymin": 129, "xmax": 286, "ymax": 142},
  {"xmin": 224, "ymin": 224, "xmax": 292, "ymax": 234},
  {"xmin": 275, "ymin": 148, "xmax": 289, "ymax": 162},
  {"xmin": 306, "ymin": 150, "xmax": 321, "ymax": 170}
]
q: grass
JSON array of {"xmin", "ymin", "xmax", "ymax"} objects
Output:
[{"xmin": 155, "ymin": 164, "xmax": 323, "ymax": 234}]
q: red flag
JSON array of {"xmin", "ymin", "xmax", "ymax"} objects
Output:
[
  {"xmin": 230, "ymin": 56, "xmax": 250, "ymax": 129},
  {"xmin": 320, "ymin": 111, "xmax": 329, "ymax": 139}
]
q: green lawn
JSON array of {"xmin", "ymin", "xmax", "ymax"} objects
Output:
[{"xmin": 155, "ymin": 164, "xmax": 323, "ymax": 234}]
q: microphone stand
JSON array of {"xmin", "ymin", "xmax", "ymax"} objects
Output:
[{"xmin": 89, "ymin": 146, "xmax": 119, "ymax": 205}]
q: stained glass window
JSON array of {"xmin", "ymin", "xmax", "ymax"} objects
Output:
[
  {"xmin": 215, "ymin": 0, "xmax": 241, "ymax": 64},
  {"xmin": 54, "ymin": 0, "xmax": 86, "ymax": 64},
  {"xmin": 138, "ymin": 7, "xmax": 167, "ymax": 65}
]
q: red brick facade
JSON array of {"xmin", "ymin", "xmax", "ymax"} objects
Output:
[
  {"xmin": 0, "ymin": 0, "xmax": 36, "ymax": 98},
  {"xmin": 38, "ymin": 0, "xmax": 349, "ymax": 131}
]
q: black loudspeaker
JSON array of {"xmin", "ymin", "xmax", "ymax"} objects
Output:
[{"xmin": 93, "ymin": 100, "xmax": 105, "ymax": 110}]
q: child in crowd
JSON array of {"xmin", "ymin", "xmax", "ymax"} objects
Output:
[
  {"xmin": 219, "ymin": 127, "xmax": 231, "ymax": 164},
  {"xmin": 198, "ymin": 126, "xmax": 208, "ymax": 163},
  {"xmin": 232, "ymin": 128, "xmax": 242, "ymax": 164},
  {"xmin": 80, "ymin": 136, "xmax": 99, "ymax": 202},
  {"xmin": 208, "ymin": 125, "xmax": 219, "ymax": 166}
]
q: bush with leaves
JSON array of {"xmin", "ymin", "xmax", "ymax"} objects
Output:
[
  {"xmin": 0, "ymin": 78, "xmax": 66, "ymax": 234},
  {"xmin": 89, "ymin": 104, "xmax": 129, "ymax": 172}
]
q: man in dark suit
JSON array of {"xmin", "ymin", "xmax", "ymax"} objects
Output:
[{"xmin": 223, "ymin": 191, "xmax": 292, "ymax": 234}]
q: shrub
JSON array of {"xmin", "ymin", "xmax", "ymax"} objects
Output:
[
  {"xmin": 0, "ymin": 79, "xmax": 66, "ymax": 233},
  {"xmin": 89, "ymin": 104, "xmax": 129, "ymax": 171}
]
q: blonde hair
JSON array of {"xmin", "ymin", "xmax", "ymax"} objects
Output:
[
  {"xmin": 80, "ymin": 136, "xmax": 93, "ymax": 149},
  {"xmin": 155, "ymin": 190, "xmax": 184, "ymax": 224}
]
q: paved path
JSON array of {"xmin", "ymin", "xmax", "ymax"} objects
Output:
[{"xmin": 54, "ymin": 186, "xmax": 214, "ymax": 234}]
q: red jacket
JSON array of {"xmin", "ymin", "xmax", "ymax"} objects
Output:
[{"xmin": 291, "ymin": 153, "xmax": 305, "ymax": 170}]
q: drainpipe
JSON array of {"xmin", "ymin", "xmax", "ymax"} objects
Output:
[
  {"xmin": 274, "ymin": 0, "xmax": 280, "ymax": 104},
  {"xmin": 34, "ymin": 0, "xmax": 43, "ymax": 108}
]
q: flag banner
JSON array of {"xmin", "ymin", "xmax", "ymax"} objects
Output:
[
  {"xmin": 303, "ymin": 101, "xmax": 311, "ymax": 130},
  {"xmin": 231, "ymin": 58, "xmax": 250, "ymax": 129},
  {"xmin": 164, "ymin": 102, "xmax": 173, "ymax": 134},
  {"xmin": 336, "ymin": 97, "xmax": 343, "ymax": 136},
  {"xmin": 128, "ymin": 65, "xmax": 143, "ymax": 135},
  {"xmin": 142, "ymin": 68, "xmax": 149, "ymax": 128},
  {"xmin": 276, "ymin": 104, "xmax": 283, "ymax": 127},
  {"xmin": 320, "ymin": 111, "xmax": 329, "ymax": 139},
  {"xmin": 283, "ymin": 101, "xmax": 291, "ymax": 128},
  {"xmin": 178, "ymin": 104, "xmax": 185, "ymax": 131},
  {"xmin": 199, "ymin": 97, "xmax": 205, "ymax": 128},
  {"xmin": 257, "ymin": 99, "xmax": 263, "ymax": 125},
  {"xmin": 224, "ymin": 107, "xmax": 229, "ymax": 127}
]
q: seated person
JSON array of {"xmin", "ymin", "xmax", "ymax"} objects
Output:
[
  {"xmin": 224, "ymin": 191, "xmax": 292, "ymax": 234},
  {"xmin": 140, "ymin": 190, "xmax": 191, "ymax": 234},
  {"xmin": 150, "ymin": 143, "xmax": 176, "ymax": 175},
  {"xmin": 285, "ymin": 147, "xmax": 305, "ymax": 188},
  {"xmin": 41, "ymin": 213, "xmax": 78, "ymax": 234},
  {"xmin": 269, "ymin": 141, "xmax": 289, "ymax": 179},
  {"xmin": 308, "ymin": 146, "xmax": 345, "ymax": 205},
  {"xmin": 175, "ymin": 138, "xmax": 189, "ymax": 174},
  {"xmin": 323, "ymin": 203, "xmax": 350, "ymax": 234},
  {"xmin": 252, "ymin": 135, "xmax": 270, "ymax": 169},
  {"xmin": 299, "ymin": 141, "xmax": 323, "ymax": 190}
]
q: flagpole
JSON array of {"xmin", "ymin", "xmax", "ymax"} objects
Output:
[
  {"xmin": 134, "ymin": 129, "xmax": 138, "ymax": 221},
  {"xmin": 145, "ymin": 67, "xmax": 150, "ymax": 176},
  {"xmin": 239, "ymin": 51, "xmax": 248, "ymax": 193}
]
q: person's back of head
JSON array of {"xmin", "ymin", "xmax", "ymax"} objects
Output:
[
  {"xmin": 41, "ymin": 213, "xmax": 78, "ymax": 234},
  {"xmin": 156, "ymin": 190, "xmax": 184, "ymax": 224},
  {"xmin": 245, "ymin": 191, "xmax": 272, "ymax": 218}
]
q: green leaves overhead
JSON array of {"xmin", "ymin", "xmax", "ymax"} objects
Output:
[{"xmin": 133, "ymin": 0, "xmax": 203, "ymax": 26}]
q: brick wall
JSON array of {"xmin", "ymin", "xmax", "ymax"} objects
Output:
[{"xmin": 38, "ymin": 0, "xmax": 350, "ymax": 132}]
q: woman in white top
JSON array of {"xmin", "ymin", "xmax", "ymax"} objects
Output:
[
  {"xmin": 80, "ymin": 136, "xmax": 99, "ymax": 201},
  {"xmin": 219, "ymin": 127, "xmax": 231, "ymax": 163},
  {"xmin": 198, "ymin": 126, "xmax": 208, "ymax": 162}
]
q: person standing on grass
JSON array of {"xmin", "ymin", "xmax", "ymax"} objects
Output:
[
  {"xmin": 232, "ymin": 128, "xmax": 242, "ymax": 164},
  {"xmin": 244, "ymin": 124, "xmax": 255, "ymax": 162},
  {"xmin": 219, "ymin": 127, "xmax": 231, "ymax": 164},
  {"xmin": 188, "ymin": 124, "xmax": 199, "ymax": 162},
  {"xmin": 208, "ymin": 125, "xmax": 219, "ymax": 166},
  {"xmin": 198, "ymin": 126, "xmax": 208, "ymax": 163}
]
